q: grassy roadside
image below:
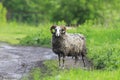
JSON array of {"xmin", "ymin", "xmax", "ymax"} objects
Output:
[
  {"xmin": 0, "ymin": 22, "xmax": 120, "ymax": 80},
  {"xmin": 0, "ymin": 22, "xmax": 51, "ymax": 45},
  {"xmin": 22, "ymin": 60, "xmax": 120, "ymax": 80}
]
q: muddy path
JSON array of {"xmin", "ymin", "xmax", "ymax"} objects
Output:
[{"xmin": 0, "ymin": 43, "xmax": 92, "ymax": 80}]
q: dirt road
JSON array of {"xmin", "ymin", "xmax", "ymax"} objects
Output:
[{"xmin": 0, "ymin": 43, "xmax": 92, "ymax": 80}]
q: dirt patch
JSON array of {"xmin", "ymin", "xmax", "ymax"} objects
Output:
[
  {"xmin": 0, "ymin": 42, "xmax": 92, "ymax": 80},
  {"xmin": 0, "ymin": 43, "xmax": 57, "ymax": 80}
]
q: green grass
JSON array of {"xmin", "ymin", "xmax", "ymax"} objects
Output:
[
  {"xmin": 0, "ymin": 21, "xmax": 120, "ymax": 80},
  {"xmin": 74, "ymin": 24, "xmax": 120, "ymax": 70},
  {"xmin": 23, "ymin": 60, "xmax": 120, "ymax": 80},
  {"xmin": 22, "ymin": 22, "xmax": 119, "ymax": 80},
  {"xmin": 44, "ymin": 69, "xmax": 120, "ymax": 80},
  {"xmin": 0, "ymin": 22, "xmax": 52, "ymax": 45}
]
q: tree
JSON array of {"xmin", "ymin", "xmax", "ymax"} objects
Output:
[
  {"xmin": 2, "ymin": 0, "xmax": 54, "ymax": 24},
  {"xmin": 51, "ymin": 0, "xmax": 94, "ymax": 24},
  {"xmin": 1, "ymin": 0, "xmax": 120, "ymax": 25}
]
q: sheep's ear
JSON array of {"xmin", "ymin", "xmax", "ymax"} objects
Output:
[
  {"xmin": 50, "ymin": 25, "xmax": 56, "ymax": 34},
  {"xmin": 61, "ymin": 26, "xmax": 66, "ymax": 34}
]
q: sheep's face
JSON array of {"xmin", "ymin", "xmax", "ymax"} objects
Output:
[{"xmin": 50, "ymin": 25, "xmax": 66, "ymax": 37}]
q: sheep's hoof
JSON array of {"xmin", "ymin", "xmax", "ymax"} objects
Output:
[
  {"xmin": 59, "ymin": 65, "xmax": 62, "ymax": 69},
  {"xmin": 59, "ymin": 66, "xmax": 65, "ymax": 69},
  {"xmin": 62, "ymin": 66, "xmax": 65, "ymax": 69}
]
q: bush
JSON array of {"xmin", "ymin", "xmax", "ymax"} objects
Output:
[
  {"xmin": 0, "ymin": 3, "xmax": 7, "ymax": 24},
  {"xmin": 20, "ymin": 32, "xmax": 51, "ymax": 47},
  {"xmin": 88, "ymin": 45, "xmax": 120, "ymax": 70},
  {"xmin": 20, "ymin": 24, "xmax": 51, "ymax": 47}
]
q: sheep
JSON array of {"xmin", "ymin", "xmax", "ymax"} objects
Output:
[{"xmin": 50, "ymin": 25, "xmax": 87, "ymax": 69}]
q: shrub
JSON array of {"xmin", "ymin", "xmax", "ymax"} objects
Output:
[
  {"xmin": 20, "ymin": 25, "xmax": 51, "ymax": 47},
  {"xmin": 0, "ymin": 3, "xmax": 7, "ymax": 24},
  {"xmin": 88, "ymin": 45, "xmax": 120, "ymax": 70}
]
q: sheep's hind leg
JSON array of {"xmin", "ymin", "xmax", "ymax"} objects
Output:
[
  {"xmin": 81, "ymin": 54, "xmax": 86, "ymax": 67},
  {"xmin": 75, "ymin": 55, "xmax": 78, "ymax": 64}
]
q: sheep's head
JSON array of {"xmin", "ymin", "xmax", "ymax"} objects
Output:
[{"xmin": 50, "ymin": 25, "xmax": 66, "ymax": 37}]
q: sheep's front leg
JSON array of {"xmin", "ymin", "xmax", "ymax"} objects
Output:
[
  {"xmin": 62, "ymin": 56, "xmax": 65, "ymax": 69},
  {"xmin": 58, "ymin": 54, "xmax": 61, "ymax": 68}
]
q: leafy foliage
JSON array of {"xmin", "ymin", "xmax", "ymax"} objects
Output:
[
  {"xmin": 2, "ymin": 0, "xmax": 120, "ymax": 24},
  {"xmin": 76, "ymin": 22, "xmax": 120, "ymax": 70},
  {"xmin": 2, "ymin": 0, "xmax": 54, "ymax": 24},
  {"xmin": 0, "ymin": 2, "xmax": 6, "ymax": 24},
  {"xmin": 20, "ymin": 30, "xmax": 51, "ymax": 47}
]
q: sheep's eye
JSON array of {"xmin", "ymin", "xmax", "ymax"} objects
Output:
[
  {"xmin": 61, "ymin": 29, "xmax": 65, "ymax": 33},
  {"xmin": 61, "ymin": 29, "xmax": 64, "ymax": 32},
  {"xmin": 55, "ymin": 29, "xmax": 57, "ymax": 32}
]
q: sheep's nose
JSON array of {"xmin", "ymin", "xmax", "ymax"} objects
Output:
[
  {"xmin": 56, "ymin": 33, "xmax": 60, "ymax": 37},
  {"xmin": 56, "ymin": 31, "xmax": 60, "ymax": 36}
]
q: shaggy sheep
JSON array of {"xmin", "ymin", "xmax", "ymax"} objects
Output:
[{"xmin": 50, "ymin": 25, "xmax": 87, "ymax": 68}]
